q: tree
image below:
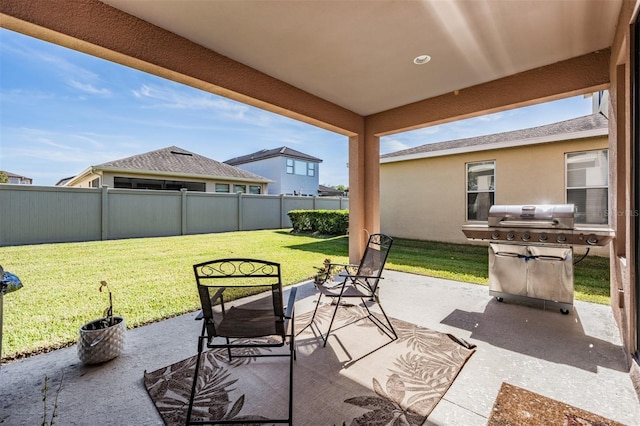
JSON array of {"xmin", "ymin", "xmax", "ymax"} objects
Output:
[{"xmin": 0, "ymin": 171, "xmax": 8, "ymax": 184}]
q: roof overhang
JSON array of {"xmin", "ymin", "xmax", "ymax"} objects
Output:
[
  {"xmin": 380, "ymin": 127, "xmax": 608, "ymax": 164},
  {"xmin": 0, "ymin": 0, "xmax": 620, "ymax": 136}
]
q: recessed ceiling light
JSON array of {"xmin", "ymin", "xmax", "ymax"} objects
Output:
[{"xmin": 413, "ymin": 54, "xmax": 431, "ymax": 65}]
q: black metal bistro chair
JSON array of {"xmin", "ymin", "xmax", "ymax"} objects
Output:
[
  {"xmin": 306, "ymin": 233, "xmax": 396, "ymax": 347},
  {"xmin": 186, "ymin": 259, "xmax": 297, "ymax": 425}
]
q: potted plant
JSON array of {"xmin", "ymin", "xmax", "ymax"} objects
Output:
[
  {"xmin": 77, "ymin": 281, "xmax": 125, "ymax": 364},
  {"xmin": 314, "ymin": 258, "xmax": 342, "ymax": 284}
]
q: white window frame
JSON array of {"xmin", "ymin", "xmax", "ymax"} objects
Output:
[
  {"xmin": 466, "ymin": 160, "xmax": 495, "ymax": 221},
  {"xmin": 565, "ymin": 149, "xmax": 609, "ymax": 225},
  {"xmin": 215, "ymin": 183, "xmax": 230, "ymax": 193}
]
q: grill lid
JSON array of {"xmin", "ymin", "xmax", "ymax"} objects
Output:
[{"xmin": 488, "ymin": 204, "xmax": 575, "ymax": 229}]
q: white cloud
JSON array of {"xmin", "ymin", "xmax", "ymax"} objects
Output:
[
  {"xmin": 1, "ymin": 33, "xmax": 113, "ymax": 98},
  {"xmin": 381, "ymin": 138, "xmax": 410, "ymax": 154},
  {"xmin": 133, "ymin": 84, "xmax": 244, "ymax": 112},
  {"xmin": 67, "ymin": 80, "xmax": 112, "ymax": 96}
]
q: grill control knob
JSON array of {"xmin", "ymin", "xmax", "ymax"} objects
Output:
[
  {"xmin": 506, "ymin": 232, "xmax": 515, "ymax": 241},
  {"xmin": 491, "ymin": 231, "xmax": 500, "ymax": 240},
  {"xmin": 522, "ymin": 232, "xmax": 531, "ymax": 242},
  {"xmin": 539, "ymin": 234, "xmax": 548, "ymax": 242},
  {"xmin": 586, "ymin": 235, "xmax": 598, "ymax": 245},
  {"xmin": 556, "ymin": 234, "xmax": 567, "ymax": 243}
]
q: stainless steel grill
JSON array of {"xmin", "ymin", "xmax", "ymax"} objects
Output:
[{"xmin": 462, "ymin": 204, "xmax": 614, "ymax": 314}]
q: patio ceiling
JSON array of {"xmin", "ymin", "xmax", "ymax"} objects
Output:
[{"xmin": 100, "ymin": 0, "xmax": 623, "ymax": 117}]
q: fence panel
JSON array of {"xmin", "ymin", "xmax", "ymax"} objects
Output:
[
  {"xmin": 0, "ymin": 185, "xmax": 348, "ymax": 246},
  {"xmin": 242, "ymin": 194, "xmax": 281, "ymax": 230},
  {"xmin": 0, "ymin": 186, "xmax": 101, "ymax": 246},
  {"xmin": 107, "ymin": 189, "xmax": 182, "ymax": 239},
  {"xmin": 314, "ymin": 197, "xmax": 349, "ymax": 210},
  {"xmin": 186, "ymin": 192, "xmax": 239, "ymax": 234}
]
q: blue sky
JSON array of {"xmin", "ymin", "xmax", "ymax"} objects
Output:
[{"xmin": 1, "ymin": 28, "xmax": 594, "ymax": 187}]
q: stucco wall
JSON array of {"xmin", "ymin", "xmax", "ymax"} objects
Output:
[
  {"xmin": 381, "ymin": 136, "xmax": 609, "ymax": 255},
  {"xmin": 607, "ymin": 0, "xmax": 639, "ymax": 385}
]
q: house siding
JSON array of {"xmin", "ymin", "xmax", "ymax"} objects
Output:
[
  {"xmin": 234, "ymin": 156, "xmax": 320, "ymax": 196},
  {"xmin": 234, "ymin": 157, "xmax": 284, "ymax": 195},
  {"xmin": 380, "ymin": 135, "xmax": 609, "ymax": 255}
]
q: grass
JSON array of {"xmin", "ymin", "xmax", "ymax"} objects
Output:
[
  {"xmin": 0, "ymin": 230, "xmax": 610, "ymax": 361},
  {"xmin": 386, "ymin": 238, "xmax": 611, "ymax": 305}
]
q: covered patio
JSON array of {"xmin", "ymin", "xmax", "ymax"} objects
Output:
[
  {"xmin": 1, "ymin": 272, "xmax": 638, "ymax": 425},
  {"xmin": 1, "ymin": 0, "xmax": 639, "ymax": 419}
]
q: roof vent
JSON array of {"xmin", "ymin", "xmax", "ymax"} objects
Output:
[{"xmin": 171, "ymin": 151, "xmax": 192, "ymax": 156}]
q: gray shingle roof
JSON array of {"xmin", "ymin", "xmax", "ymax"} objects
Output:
[
  {"xmin": 1, "ymin": 171, "xmax": 31, "ymax": 180},
  {"xmin": 224, "ymin": 146, "xmax": 322, "ymax": 166},
  {"xmin": 95, "ymin": 146, "xmax": 269, "ymax": 181},
  {"xmin": 381, "ymin": 113, "xmax": 608, "ymax": 160}
]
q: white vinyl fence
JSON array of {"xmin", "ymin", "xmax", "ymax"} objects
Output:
[{"xmin": 0, "ymin": 185, "xmax": 348, "ymax": 246}]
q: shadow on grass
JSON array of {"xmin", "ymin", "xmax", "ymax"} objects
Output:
[{"xmin": 276, "ymin": 230, "xmax": 350, "ymax": 258}]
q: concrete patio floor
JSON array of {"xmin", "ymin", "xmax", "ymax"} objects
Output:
[{"xmin": 1, "ymin": 271, "xmax": 639, "ymax": 425}]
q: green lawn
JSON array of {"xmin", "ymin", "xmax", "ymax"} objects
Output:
[{"xmin": 0, "ymin": 230, "xmax": 609, "ymax": 361}]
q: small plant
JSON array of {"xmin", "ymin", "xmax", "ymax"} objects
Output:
[
  {"xmin": 77, "ymin": 280, "xmax": 126, "ymax": 364},
  {"xmin": 84, "ymin": 281, "xmax": 115, "ymax": 330},
  {"xmin": 314, "ymin": 258, "xmax": 338, "ymax": 284},
  {"xmin": 41, "ymin": 371, "xmax": 64, "ymax": 426}
]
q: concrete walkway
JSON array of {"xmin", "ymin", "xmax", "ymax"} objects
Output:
[{"xmin": 1, "ymin": 271, "xmax": 638, "ymax": 425}]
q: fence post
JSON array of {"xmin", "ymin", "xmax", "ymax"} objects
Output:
[
  {"xmin": 237, "ymin": 191, "xmax": 243, "ymax": 231},
  {"xmin": 181, "ymin": 188, "xmax": 188, "ymax": 235},
  {"xmin": 280, "ymin": 193, "xmax": 285, "ymax": 229},
  {"xmin": 313, "ymin": 195, "xmax": 317, "ymax": 210},
  {"xmin": 101, "ymin": 185, "xmax": 109, "ymax": 241}
]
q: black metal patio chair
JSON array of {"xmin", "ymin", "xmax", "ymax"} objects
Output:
[
  {"xmin": 305, "ymin": 233, "xmax": 396, "ymax": 347},
  {"xmin": 186, "ymin": 258, "xmax": 297, "ymax": 425}
]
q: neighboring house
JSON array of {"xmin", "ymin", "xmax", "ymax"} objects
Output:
[
  {"xmin": 225, "ymin": 147, "xmax": 322, "ymax": 196},
  {"xmin": 380, "ymin": 113, "xmax": 609, "ymax": 254},
  {"xmin": 63, "ymin": 146, "xmax": 271, "ymax": 194},
  {"xmin": 0, "ymin": 171, "xmax": 32, "ymax": 185},
  {"xmin": 55, "ymin": 176, "xmax": 74, "ymax": 186},
  {"xmin": 318, "ymin": 184, "xmax": 346, "ymax": 197}
]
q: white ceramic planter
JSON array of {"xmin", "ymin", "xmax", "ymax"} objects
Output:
[{"xmin": 77, "ymin": 316, "xmax": 125, "ymax": 364}]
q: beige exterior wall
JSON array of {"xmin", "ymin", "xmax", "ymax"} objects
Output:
[
  {"xmin": 381, "ymin": 136, "xmax": 609, "ymax": 255},
  {"xmin": 69, "ymin": 172, "xmax": 101, "ymax": 188}
]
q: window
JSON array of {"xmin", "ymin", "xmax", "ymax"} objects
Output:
[
  {"xmin": 90, "ymin": 178, "xmax": 100, "ymax": 188},
  {"xmin": 233, "ymin": 184, "xmax": 246, "ymax": 193},
  {"xmin": 215, "ymin": 183, "xmax": 230, "ymax": 193},
  {"xmin": 249, "ymin": 185, "xmax": 261, "ymax": 194},
  {"xmin": 286, "ymin": 158, "xmax": 316, "ymax": 176},
  {"xmin": 466, "ymin": 161, "xmax": 495, "ymax": 221},
  {"xmin": 114, "ymin": 177, "xmax": 205, "ymax": 191},
  {"xmin": 566, "ymin": 149, "xmax": 608, "ymax": 224}
]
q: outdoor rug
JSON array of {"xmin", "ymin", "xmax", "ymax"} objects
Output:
[
  {"xmin": 487, "ymin": 382, "xmax": 625, "ymax": 426},
  {"xmin": 144, "ymin": 304, "xmax": 476, "ymax": 425}
]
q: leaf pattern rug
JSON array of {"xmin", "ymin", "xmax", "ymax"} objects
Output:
[{"xmin": 144, "ymin": 304, "xmax": 476, "ymax": 425}]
